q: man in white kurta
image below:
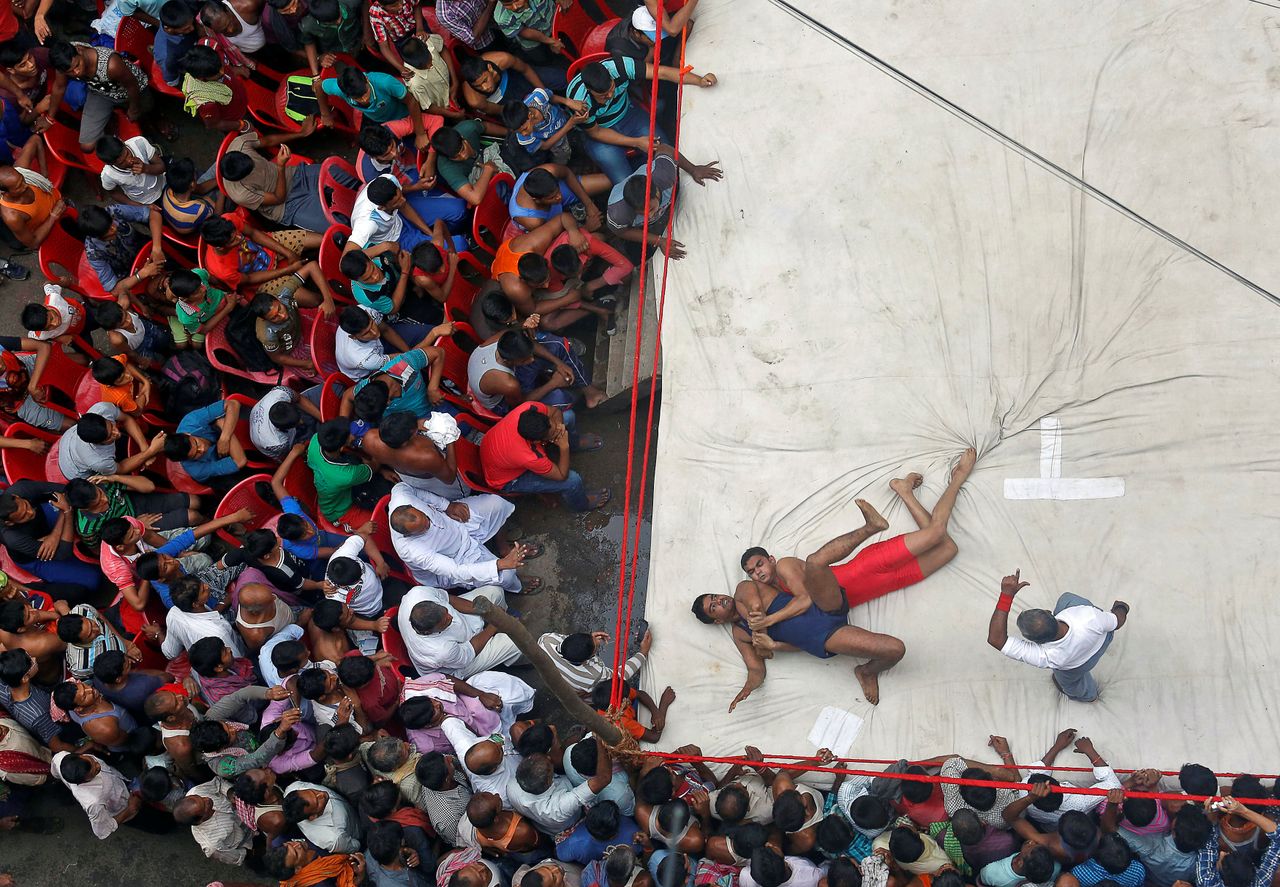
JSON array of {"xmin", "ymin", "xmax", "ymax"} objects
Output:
[
  {"xmin": 388, "ymin": 482, "xmax": 522, "ymax": 593},
  {"xmin": 396, "ymin": 586, "xmax": 523, "ymax": 679}
]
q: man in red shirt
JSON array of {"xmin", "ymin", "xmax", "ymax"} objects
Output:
[{"xmin": 478, "ymin": 402, "xmax": 609, "ymax": 511}]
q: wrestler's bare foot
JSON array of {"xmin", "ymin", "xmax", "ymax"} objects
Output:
[
  {"xmin": 889, "ymin": 473, "xmax": 924, "ymax": 498},
  {"xmin": 854, "ymin": 663, "xmax": 881, "ymax": 705},
  {"xmin": 951, "ymin": 448, "xmax": 977, "ymax": 483},
  {"xmin": 855, "ymin": 499, "xmax": 889, "ymax": 533}
]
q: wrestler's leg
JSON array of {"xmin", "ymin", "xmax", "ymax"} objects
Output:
[
  {"xmin": 888, "ymin": 473, "xmax": 958, "ymax": 578},
  {"xmin": 804, "ymin": 500, "xmax": 888, "ymax": 612},
  {"xmin": 824, "ymin": 625, "xmax": 904, "ymax": 705},
  {"xmin": 899, "ymin": 448, "xmax": 975, "ymax": 557}
]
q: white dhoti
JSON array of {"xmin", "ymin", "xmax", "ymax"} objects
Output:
[{"xmin": 390, "ymin": 484, "xmax": 521, "ymax": 593}]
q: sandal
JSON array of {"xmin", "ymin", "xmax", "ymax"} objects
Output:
[
  {"xmin": 572, "ymin": 433, "xmax": 604, "ymax": 452},
  {"xmin": 586, "ymin": 488, "xmax": 612, "ymax": 511},
  {"xmin": 517, "ymin": 576, "xmax": 544, "ymax": 594},
  {"xmin": 519, "ymin": 541, "xmax": 545, "ymax": 560}
]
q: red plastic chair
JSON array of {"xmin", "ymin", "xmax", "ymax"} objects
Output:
[
  {"xmin": 72, "ymin": 369, "xmax": 103, "ymax": 414},
  {"xmin": 36, "ymin": 344, "xmax": 89, "ymax": 414},
  {"xmin": 318, "ymin": 371, "xmax": 352, "ymax": 421},
  {"xmin": 567, "ymin": 51, "xmax": 608, "ymax": 82},
  {"xmin": 471, "ymin": 172, "xmax": 516, "ymax": 255},
  {"xmin": 309, "ymin": 313, "xmax": 341, "ymax": 377},
  {"xmin": 39, "ymin": 214, "xmax": 109, "ymax": 301},
  {"xmin": 42, "ymin": 150, "xmax": 68, "ymax": 191},
  {"xmin": 379, "ymin": 605, "xmax": 416, "ymax": 674},
  {"xmin": 280, "ymin": 452, "xmax": 319, "ymax": 513},
  {"xmin": 576, "ymin": 19, "xmax": 618, "ymax": 58},
  {"xmin": 161, "ymin": 456, "xmax": 214, "ymax": 495},
  {"xmin": 114, "ymin": 16, "xmax": 153, "ymax": 67},
  {"xmin": 443, "ymin": 251, "xmax": 489, "ymax": 322},
  {"xmin": 130, "ymin": 240, "xmax": 194, "ymax": 277},
  {"xmin": 318, "ymin": 157, "xmax": 360, "ymax": 227},
  {"xmin": 211, "ymin": 471, "xmax": 276, "ymax": 544},
  {"xmin": 0, "ymin": 547, "xmax": 43, "ymax": 585},
  {"xmin": 317, "ymin": 224, "xmax": 354, "ymax": 299},
  {"xmin": 43, "ymin": 108, "xmax": 143, "ymax": 175},
  {"xmin": 423, "ymin": 8, "xmax": 459, "ymax": 49},
  {"xmin": 1, "ymin": 422, "xmax": 58, "ymax": 483},
  {"xmin": 453, "ymin": 436, "xmax": 505, "ymax": 495},
  {"xmin": 369, "ymin": 494, "xmax": 412, "ymax": 582},
  {"xmin": 205, "ymin": 317, "xmax": 287, "ymax": 387},
  {"xmin": 553, "ymin": 1, "xmax": 611, "ymax": 56},
  {"xmin": 44, "ymin": 438, "xmax": 68, "ymax": 483},
  {"xmin": 224, "ymin": 394, "xmax": 278, "ymax": 469}
]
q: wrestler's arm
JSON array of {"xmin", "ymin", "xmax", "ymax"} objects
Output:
[
  {"xmin": 749, "ymin": 564, "xmax": 812, "ymax": 630},
  {"xmin": 727, "ymin": 624, "xmax": 766, "ymax": 713}
]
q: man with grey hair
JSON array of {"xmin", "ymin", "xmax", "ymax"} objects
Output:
[
  {"xmin": 365, "ymin": 735, "xmax": 426, "ymax": 808},
  {"xmin": 986, "ymin": 569, "xmax": 1130, "ymax": 702},
  {"xmin": 396, "ymin": 585, "xmax": 524, "ymax": 678}
]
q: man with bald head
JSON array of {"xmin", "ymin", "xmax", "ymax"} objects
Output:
[
  {"xmin": 234, "ymin": 582, "xmax": 297, "ymax": 654},
  {"xmin": 0, "ymin": 164, "xmax": 65, "ymax": 249},
  {"xmin": 388, "ymin": 481, "xmax": 533, "ymax": 594},
  {"xmin": 397, "ymin": 585, "xmax": 524, "ymax": 678},
  {"xmin": 438, "ymin": 713, "xmax": 521, "ymax": 804},
  {"xmin": 986, "ymin": 569, "xmax": 1130, "ymax": 702},
  {"xmin": 175, "ymin": 776, "xmax": 252, "ymax": 864}
]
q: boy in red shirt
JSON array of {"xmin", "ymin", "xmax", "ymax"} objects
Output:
[{"xmin": 478, "ymin": 401, "xmax": 609, "ymax": 511}]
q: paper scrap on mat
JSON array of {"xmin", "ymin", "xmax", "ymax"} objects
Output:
[{"xmin": 808, "ymin": 707, "xmax": 864, "ymax": 756}]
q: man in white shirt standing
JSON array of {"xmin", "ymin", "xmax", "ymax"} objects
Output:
[
  {"xmin": 96, "ymin": 135, "xmax": 167, "ymax": 206},
  {"xmin": 174, "ymin": 776, "xmax": 253, "ymax": 865},
  {"xmin": 51, "ymin": 751, "xmax": 140, "ymax": 839},
  {"xmin": 282, "ymin": 782, "xmax": 363, "ymax": 853},
  {"xmin": 397, "ymin": 585, "xmax": 523, "ymax": 679},
  {"xmin": 986, "ymin": 569, "xmax": 1130, "ymax": 702},
  {"xmin": 388, "ymin": 482, "xmax": 530, "ymax": 594}
]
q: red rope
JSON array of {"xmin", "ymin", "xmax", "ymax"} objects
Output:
[
  {"xmin": 730, "ymin": 753, "xmax": 1280, "ymax": 781},
  {"xmin": 644, "ymin": 751, "xmax": 1280, "ymax": 806},
  {"xmin": 609, "ymin": 17, "xmax": 670, "ymax": 709},
  {"xmin": 620, "ymin": 28, "xmax": 691, "ymax": 682}
]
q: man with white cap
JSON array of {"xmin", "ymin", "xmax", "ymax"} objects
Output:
[
  {"xmin": 607, "ymin": 4, "xmax": 704, "ymax": 69},
  {"xmin": 605, "ymin": 144, "xmax": 722, "ymax": 263}
]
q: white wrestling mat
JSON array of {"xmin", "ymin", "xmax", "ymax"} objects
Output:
[{"xmin": 637, "ymin": 0, "xmax": 1280, "ymax": 771}]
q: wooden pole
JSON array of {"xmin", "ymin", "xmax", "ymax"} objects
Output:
[{"xmin": 470, "ymin": 595, "xmax": 625, "ymax": 746}]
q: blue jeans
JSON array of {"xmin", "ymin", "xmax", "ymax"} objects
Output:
[
  {"xmin": 1051, "ymin": 592, "xmax": 1115, "ymax": 702},
  {"xmin": 585, "ymin": 106, "xmax": 670, "ymax": 184},
  {"xmin": 406, "ymin": 190, "xmax": 469, "ymax": 233},
  {"xmin": 503, "ymin": 469, "xmax": 589, "ymax": 511}
]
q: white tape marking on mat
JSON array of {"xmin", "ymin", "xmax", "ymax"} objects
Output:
[
  {"xmin": 807, "ymin": 706, "xmax": 864, "ymax": 757},
  {"xmin": 1004, "ymin": 416, "xmax": 1125, "ymax": 500}
]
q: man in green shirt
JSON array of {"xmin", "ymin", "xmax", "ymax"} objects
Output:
[
  {"xmin": 493, "ymin": 0, "xmax": 562, "ymax": 62},
  {"xmin": 426, "ymin": 120, "xmax": 511, "ymax": 206},
  {"xmin": 306, "ymin": 420, "xmax": 389, "ymax": 523},
  {"xmin": 64, "ymin": 475, "xmax": 200, "ymax": 549}
]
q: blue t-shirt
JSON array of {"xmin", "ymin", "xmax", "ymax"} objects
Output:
[
  {"xmin": 149, "ymin": 528, "xmax": 197, "ymax": 608},
  {"xmin": 354, "ymin": 349, "xmax": 434, "ymax": 417},
  {"xmin": 514, "ymin": 88, "xmax": 567, "ymax": 151},
  {"xmin": 177, "ymin": 401, "xmax": 240, "ymax": 481},
  {"xmin": 556, "ymin": 816, "xmax": 642, "ymax": 864},
  {"xmin": 322, "ymin": 72, "xmax": 408, "ymax": 124}
]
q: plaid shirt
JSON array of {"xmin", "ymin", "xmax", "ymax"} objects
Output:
[
  {"xmin": 435, "ymin": 0, "xmax": 493, "ymax": 48},
  {"xmin": 1198, "ymin": 825, "xmax": 1280, "ymax": 887},
  {"xmin": 369, "ymin": 1, "xmax": 416, "ymax": 44}
]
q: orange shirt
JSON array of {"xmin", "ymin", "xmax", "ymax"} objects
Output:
[{"xmin": 99, "ymin": 355, "xmax": 141, "ymax": 414}]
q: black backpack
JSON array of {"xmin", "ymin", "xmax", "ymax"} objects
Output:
[
  {"xmin": 159, "ymin": 349, "xmax": 220, "ymax": 408},
  {"xmin": 223, "ymin": 305, "xmax": 280, "ymax": 375}
]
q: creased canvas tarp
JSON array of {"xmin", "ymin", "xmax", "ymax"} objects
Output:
[{"xmin": 639, "ymin": 0, "xmax": 1280, "ymax": 770}]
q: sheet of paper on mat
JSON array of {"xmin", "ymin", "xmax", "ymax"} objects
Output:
[{"xmin": 808, "ymin": 707, "xmax": 864, "ymax": 758}]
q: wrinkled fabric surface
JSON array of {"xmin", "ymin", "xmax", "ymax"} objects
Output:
[{"xmin": 639, "ymin": 0, "xmax": 1280, "ymax": 770}]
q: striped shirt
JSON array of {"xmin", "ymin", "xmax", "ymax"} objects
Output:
[
  {"xmin": 1070, "ymin": 859, "xmax": 1146, "ymax": 887},
  {"xmin": 187, "ymin": 777, "xmax": 253, "ymax": 865},
  {"xmin": 536, "ymin": 632, "xmax": 647, "ymax": 694},
  {"xmin": 0, "ymin": 682, "xmax": 59, "ymax": 743},
  {"xmin": 566, "ymin": 56, "xmax": 640, "ymax": 131},
  {"xmin": 420, "ymin": 766, "xmax": 472, "ymax": 845},
  {"xmin": 435, "ymin": 0, "xmax": 493, "ymax": 48},
  {"xmin": 64, "ymin": 604, "xmax": 126, "ymax": 680}
]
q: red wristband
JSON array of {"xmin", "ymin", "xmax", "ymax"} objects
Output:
[{"xmin": 995, "ymin": 593, "xmax": 1014, "ymax": 612}]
